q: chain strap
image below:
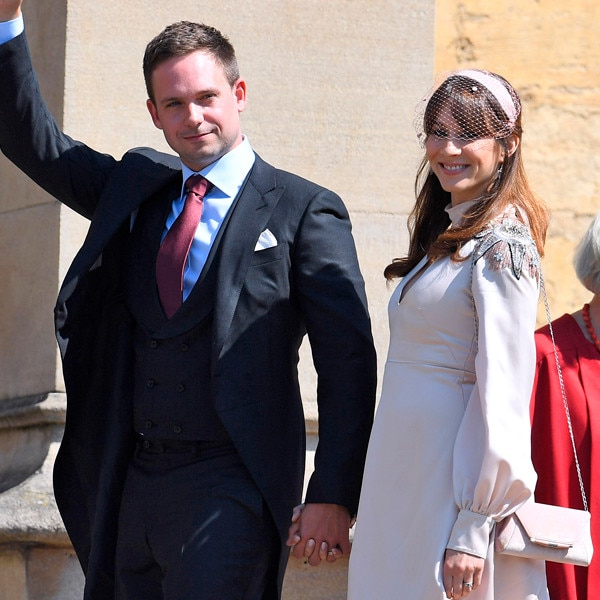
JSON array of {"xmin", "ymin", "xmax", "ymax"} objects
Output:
[{"xmin": 539, "ymin": 272, "xmax": 589, "ymax": 512}]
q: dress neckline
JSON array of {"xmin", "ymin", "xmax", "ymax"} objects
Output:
[{"xmin": 445, "ymin": 200, "xmax": 479, "ymax": 227}]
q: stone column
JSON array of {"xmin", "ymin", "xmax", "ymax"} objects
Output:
[
  {"xmin": 0, "ymin": 1, "xmax": 434, "ymax": 597},
  {"xmin": 0, "ymin": 2, "xmax": 84, "ymax": 597}
]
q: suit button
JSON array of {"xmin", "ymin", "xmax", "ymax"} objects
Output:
[
  {"xmin": 149, "ymin": 339, "xmax": 158, "ymax": 349},
  {"xmin": 144, "ymin": 420, "xmax": 153, "ymax": 429},
  {"xmin": 143, "ymin": 440, "xmax": 151, "ymax": 449},
  {"xmin": 173, "ymin": 425, "xmax": 182, "ymax": 434},
  {"xmin": 176, "ymin": 383, "xmax": 185, "ymax": 392},
  {"xmin": 146, "ymin": 379, "xmax": 155, "ymax": 388},
  {"xmin": 180, "ymin": 343, "xmax": 189, "ymax": 352}
]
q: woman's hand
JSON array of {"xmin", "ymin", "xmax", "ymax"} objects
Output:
[{"xmin": 443, "ymin": 549, "xmax": 484, "ymax": 598}]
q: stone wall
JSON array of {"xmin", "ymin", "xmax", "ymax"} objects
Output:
[
  {"xmin": 4, "ymin": 1, "xmax": 597, "ymax": 597},
  {"xmin": 435, "ymin": 0, "xmax": 600, "ymax": 317},
  {"xmin": 0, "ymin": 1, "xmax": 434, "ymax": 598}
]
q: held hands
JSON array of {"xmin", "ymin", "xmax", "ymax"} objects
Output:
[
  {"xmin": 286, "ymin": 503, "xmax": 353, "ymax": 566},
  {"xmin": 443, "ymin": 549, "xmax": 484, "ymax": 599},
  {"xmin": 0, "ymin": 0, "xmax": 22, "ymax": 22}
]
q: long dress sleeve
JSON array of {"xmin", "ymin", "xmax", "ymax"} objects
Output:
[{"xmin": 447, "ymin": 217, "xmax": 541, "ymax": 558}]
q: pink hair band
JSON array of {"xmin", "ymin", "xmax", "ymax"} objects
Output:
[{"xmin": 455, "ymin": 69, "xmax": 518, "ymax": 126}]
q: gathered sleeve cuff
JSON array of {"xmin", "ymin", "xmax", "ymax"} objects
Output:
[{"xmin": 447, "ymin": 509, "xmax": 495, "ymax": 559}]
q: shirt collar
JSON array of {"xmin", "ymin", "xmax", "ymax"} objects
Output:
[{"xmin": 180, "ymin": 136, "xmax": 255, "ymax": 200}]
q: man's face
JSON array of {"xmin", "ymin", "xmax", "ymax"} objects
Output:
[{"xmin": 147, "ymin": 50, "xmax": 247, "ymax": 171}]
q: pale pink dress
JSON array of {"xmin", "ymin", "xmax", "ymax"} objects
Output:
[{"xmin": 348, "ymin": 203, "xmax": 548, "ymax": 599}]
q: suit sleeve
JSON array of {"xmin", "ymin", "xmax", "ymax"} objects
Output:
[
  {"xmin": 292, "ymin": 188, "xmax": 377, "ymax": 515},
  {"xmin": 0, "ymin": 32, "xmax": 116, "ymax": 219}
]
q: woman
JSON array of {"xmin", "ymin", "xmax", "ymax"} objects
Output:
[
  {"xmin": 531, "ymin": 213, "xmax": 600, "ymax": 599},
  {"xmin": 347, "ymin": 70, "xmax": 550, "ymax": 599}
]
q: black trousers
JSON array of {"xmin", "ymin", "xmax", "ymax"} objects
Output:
[{"xmin": 115, "ymin": 440, "xmax": 280, "ymax": 600}]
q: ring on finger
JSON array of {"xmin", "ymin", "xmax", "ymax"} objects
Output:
[{"xmin": 463, "ymin": 581, "xmax": 474, "ymax": 590}]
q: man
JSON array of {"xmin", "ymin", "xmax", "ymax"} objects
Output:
[{"xmin": 0, "ymin": 2, "xmax": 376, "ymax": 599}]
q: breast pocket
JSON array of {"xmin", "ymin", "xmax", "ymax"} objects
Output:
[
  {"xmin": 249, "ymin": 243, "xmax": 285, "ymax": 266},
  {"xmin": 242, "ymin": 243, "xmax": 290, "ymax": 312}
]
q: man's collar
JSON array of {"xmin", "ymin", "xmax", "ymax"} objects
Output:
[{"xmin": 180, "ymin": 136, "xmax": 255, "ymax": 199}]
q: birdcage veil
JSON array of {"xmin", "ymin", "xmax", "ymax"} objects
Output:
[{"xmin": 414, "ymin": 69, "xmax": 521, "ymax": 147}]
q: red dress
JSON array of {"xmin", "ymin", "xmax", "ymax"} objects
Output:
[{"xmin": 531, "ymin": 313, "xmax": 600, "ymax": 599}]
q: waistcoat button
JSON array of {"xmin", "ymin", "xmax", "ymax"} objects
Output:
[
  {"xmin": 173, "ymin": 425, "xmax": 182, "ymax": 434},
  {"xmin": 176, "ymin": 383, "xmax": 185, "ymax": 392},
  {"xmin": 149, "ymin": 340, "xmax": 158, "ymax": 349},
  {"xmin": 146, "ymin": 379, "xmax": 155, "ymax": 388}
]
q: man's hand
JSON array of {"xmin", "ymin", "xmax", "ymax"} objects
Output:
[
  {"xmin": 286, "ymin": 503, "xmax": 352, "ymax": 566},
  {"xmin": 0, "ymin": 0, "xmax": 22, "ymax": 22}
]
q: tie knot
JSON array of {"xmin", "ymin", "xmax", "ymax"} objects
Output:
[{"xmin": 185, "ymin": 174, "xmax": 210, "ymax": 199}]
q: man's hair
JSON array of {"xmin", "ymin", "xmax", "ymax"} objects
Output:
[{"xmin": 143, "ymin": 21, "xmax": 240, "ymax": 101}]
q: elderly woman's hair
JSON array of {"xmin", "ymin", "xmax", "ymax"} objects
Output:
[{"xmin": 574, "ymin": 213, "xmax": 600, "ymax": 294}]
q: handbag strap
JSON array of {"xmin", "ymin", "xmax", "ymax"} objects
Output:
[{"xmin": 539, "ymin": 272, "xmax": 589, "ymax": 512}]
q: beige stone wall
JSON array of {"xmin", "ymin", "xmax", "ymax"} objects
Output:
[
  {"xmin": 435, "ymin": 0, "xmax": 600, "ymax": 318},
  {"xmin": 59, "ymin": 0, "xmax": 435, "ymax": 397},
  {"xmin": 0, "ymin": 1, "xmax": 435, "ymax": 597},
  {"xmin": 0, "ymin": 0, "xmax": 435, "ymax": 405},
  {"xmin": 0, "ymin": 2, "xmax": 67, "ymax": 402}
]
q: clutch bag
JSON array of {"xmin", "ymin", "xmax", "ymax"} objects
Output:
[
  {"xmin": 492, "ymin": 273, "xmax": 594, "ymax": 567},
  {"xmin": 495, "ymin": 501, "xmax": 593, "ymax": 566}
]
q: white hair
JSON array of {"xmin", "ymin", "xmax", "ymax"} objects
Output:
[{"xmin": 574, "ymin": 212, "xmax": 600, "ymax": 294}]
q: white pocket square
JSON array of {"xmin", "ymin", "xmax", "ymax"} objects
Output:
[{"xmin": 254, "ymin": 228, "xmax": 277, "ymax": 251}]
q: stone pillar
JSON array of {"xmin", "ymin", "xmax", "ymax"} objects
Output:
[
  {"xmin": 0, "ymin": 2, "xmax": 83, "ymax": 596},
  {"xmin": 0, "ymin": 1, "xmax": 435, "ymax": 597}
]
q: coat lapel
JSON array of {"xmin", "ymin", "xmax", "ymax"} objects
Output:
[{"xmin": 212, "ymin": 158, "xmax": 284, "ymax": 362}]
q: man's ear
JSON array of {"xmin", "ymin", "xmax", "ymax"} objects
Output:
[
  {"xmin": 146, "ymin": 99, "xmax": 163, "ymax": 130},
  {"xmin": 234, "ymin": 79, "xmax": 247, "ymax": 113}
]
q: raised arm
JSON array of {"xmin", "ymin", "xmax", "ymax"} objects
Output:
[{"xmin": 0, "ymin": 0, "xmax": 117, "ymax": 219}]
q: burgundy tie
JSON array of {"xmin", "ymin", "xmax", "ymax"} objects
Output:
[{"xmin": 156, "ymin": 175, "xmax": 211, "ymax": 318}]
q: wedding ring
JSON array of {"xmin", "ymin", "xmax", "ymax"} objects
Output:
[{"xmin": 463, "ymin": 582, "xmax": 473, "ymax": 589}]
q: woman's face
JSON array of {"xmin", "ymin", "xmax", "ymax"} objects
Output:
[{"xmin": 425, "ymin": 106, "xmax": 505, "ymax": 206}]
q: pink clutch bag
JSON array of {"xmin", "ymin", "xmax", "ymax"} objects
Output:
[
  {"xmin": 495, "ymin": 274, "xmax": 593, "ymax": 566},
  {"xmin": 495, "ymin": 501, "xmax": 593, "ymax": 566}
]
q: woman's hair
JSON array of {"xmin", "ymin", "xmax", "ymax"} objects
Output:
[
  {"xmin": 574, "ymin": 213, "xmax": 600, "ymax": 295},
  {"xmin": 385, "ymin": 71, "xmax": 549, "ymax": 280}
]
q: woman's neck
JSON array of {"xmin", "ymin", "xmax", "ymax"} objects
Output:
[
  {"xmin": 588, "ymin": 295, "xmax": 600, "ymax": 327},
  {"xmin": 575, "ymin": 295, "xmax": 600, "ymax": 349}
]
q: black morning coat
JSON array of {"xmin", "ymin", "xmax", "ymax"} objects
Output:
[{"xmin": 0, "ymin": 32, "xmax": 377, "ymax": 598}]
